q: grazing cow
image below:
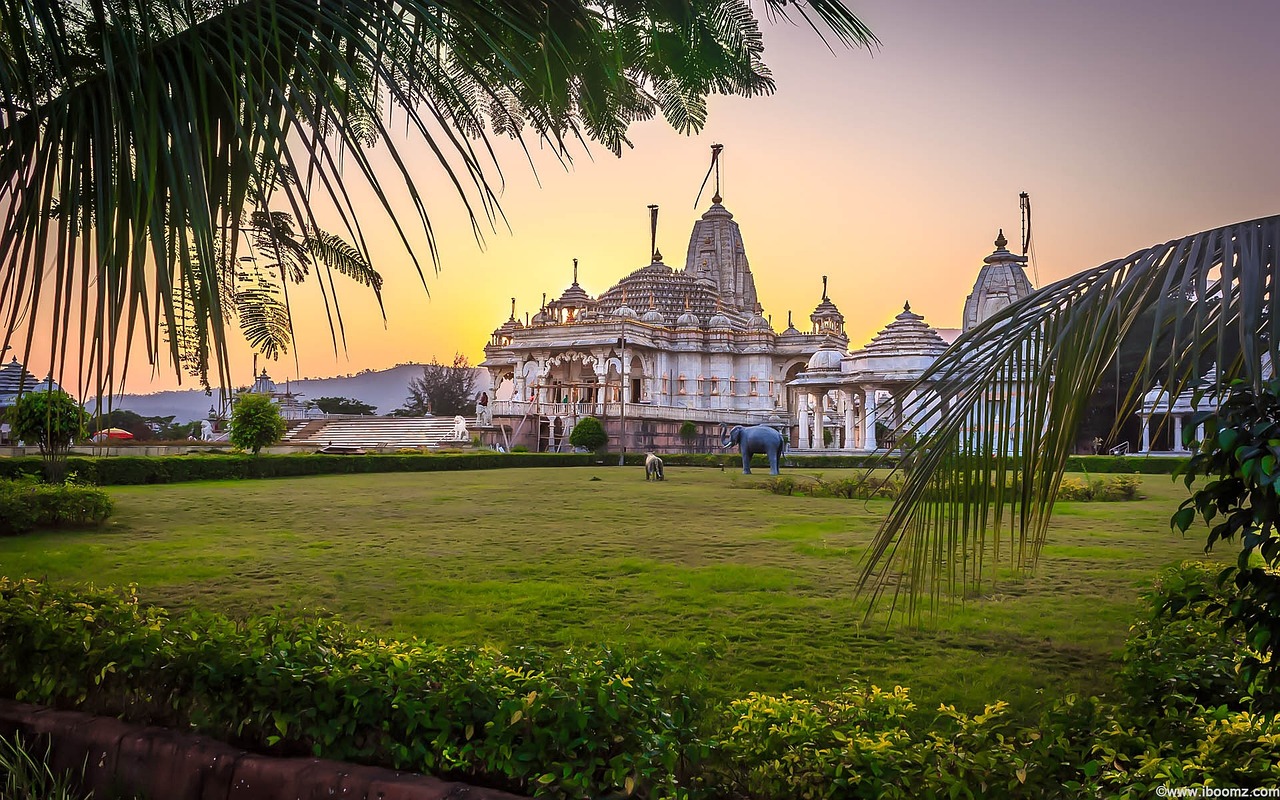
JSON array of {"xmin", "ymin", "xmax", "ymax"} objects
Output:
[{"xmin": 645, "ymin": 452, "xmax": 665, "ymax": 481}]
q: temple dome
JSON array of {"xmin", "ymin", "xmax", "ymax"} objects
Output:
[
  {"xmin": 708, "ymin": 309, "xmax": 734, "ymax": 330},
  {"xmin": 747, "ymin": 311, "xmax": 772, "ymax": 332},
  {"xmin": 615, "ymin": 305, "xmax": 638, "ymax": 320},
  {"xmin": 809, "ymin": 276, "xmax": 844, "ymax": 335},
  {"xmin": 862, "ymin": 301, "xmax": 949, "ymax": 357},
  {"xmin": 596, "ymin": 258, "xmax": 733, "ymax": 324},
  {"xmin": 963, "ymin": 230, "xmax": 1034, "ymax": 332},
  {"xmin": 676, "ymin": 311, "xmax": 702, "ymax": 328},
  {"xmin": 640, "ymin": 308, "xmax": 666, "ymax": 325},
  {"xmin": 805, "ymin": 345, "xmax": 844, "ymax": 372},
  {"xmin": 555, "ymin": 281, "xmax": 592, "ymax": 307}
]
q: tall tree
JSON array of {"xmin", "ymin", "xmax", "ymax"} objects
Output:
[
  {"xmin": 860, "ymin": 215, "xmax": 1278, "ymax": 618},
  {"xmin": 0, "ymin": 0, "xmax": 876, "ymax": 398},
  {"xmin": 398, "ymin": 354, "xmax": 476, "ymax": 417}
]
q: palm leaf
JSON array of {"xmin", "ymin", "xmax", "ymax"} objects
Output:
[
  {"xmin": 860, "ymin": 215, "xmax": 1279, "ymax": 619},
  {"xmin": 0, "ymin": 0, "xmax": 875, "ymax": 399}
]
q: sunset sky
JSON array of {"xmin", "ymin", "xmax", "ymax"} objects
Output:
[{"xmin": 15, "ymin": 0, "xmax": 1280, "ymax": 397}]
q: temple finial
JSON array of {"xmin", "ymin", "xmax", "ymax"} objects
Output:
[
  {"xmin": 904, "ymin": 300, "xmax": 911, "ymax": 313},
  {"xmin": 649, "ymin": 291, "xmax": 656, "ymax": 309},
  {"xmin": 684, "ymin": 292, "xmax": 690, "ymax": 311},
  {"xmin": 995, "ymin": 229, "xmax": 1008, "ymax": 249},
  {"xmin": 787, "ymin": 310, "xmax": 793, "ymax": 328},
  {"xmin": 541, "ymin": 292, "xmax": 546, "ymax": 309},
  {"xmin": 572, "ymin": 258, "xmax": 578, "ymax": 285},
  {"xmin": 821, "ymin": 275, "xmax": 828, "ymax": 301},
  {"xmin": 510, "ymin": 297, "xmax": 516, "ymax": 320}
]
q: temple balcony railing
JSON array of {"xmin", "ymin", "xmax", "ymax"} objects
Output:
[{"xmin": 491, "ymin": 399, "xmax": 778, "ymax": 425}]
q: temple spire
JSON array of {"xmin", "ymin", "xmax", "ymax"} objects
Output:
[
  {"xmin": 509, "ymin": 297, "xmax": 516, "ymax": 321},
  {"xmin": 572, "ymin": 258, "xmax": 579, "ymax": 285},
  {"xmin": 822, "ymin": 275, "xmax": 829, "ymax": 301}
]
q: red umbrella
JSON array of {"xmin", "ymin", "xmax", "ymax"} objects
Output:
[{"xmin": 94, "ymin": 428, "xmax": 135, "ymax": 440}]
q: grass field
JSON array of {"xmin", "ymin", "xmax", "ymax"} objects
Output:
[{"xmin": 0, "ymin": 466, "xmax": 1215, "ymax": 716}]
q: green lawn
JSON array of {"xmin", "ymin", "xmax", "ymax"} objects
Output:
[{"xmin": 0, "ymin": 466, "xmax": 1214, "ymax": 716}]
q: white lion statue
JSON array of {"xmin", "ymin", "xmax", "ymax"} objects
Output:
[{"xmin": 450, "ymin": 415, "xmax": 469, "ymax": 440}]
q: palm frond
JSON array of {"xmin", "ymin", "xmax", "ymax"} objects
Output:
[
  {"xmin": 860, "ymin": 215, "xmax": 1280, "ymax": 619},
  {"xmin": 0, "ymin": 0, "xmax": 874, "ymax": 399}
]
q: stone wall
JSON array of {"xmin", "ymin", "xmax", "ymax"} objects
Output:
[{"xmin": 0, "ymin": 699, "xmax": 525, "ymax": 800}]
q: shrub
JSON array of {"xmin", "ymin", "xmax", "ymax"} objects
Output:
[
  {"xmin": 8, "ymin": 390, "xmax": 89, "ymax": 483},
  {"xmin": 0, "ymin": 579, "xmax": 704, "ymax": 799},
  {"xmin": 511, "ymin": 445, "xmax": 531, "ymax": 453},
  {"xmin": 0, "ymin": 479, "xmax": 113, "ymax": 535},
  {"xmin": 1120, "ymin": 562, "xmax": 1249, "ymax": 715},
  {"xmin": 229, "ymin": 393, "xmax": 286, "ymax": 455},
  {"xmin": 568, "ymin": 416, "xmax": 607, "ymax": 453},
  {"xmin": 1173, "ymin": 377, "xmax": 1280, "ymax": 692},
  {"xmin": 1057, "ymin": 474, "xmax": 1142, "ymax": 502},
  {"xmin": 679, "ymin": 421, "xmax": 698, "ymax": 452}
]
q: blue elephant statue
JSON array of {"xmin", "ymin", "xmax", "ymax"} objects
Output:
[{"xmin": 721, "ymin": 424, "xmax": 787, "ymax": 475}]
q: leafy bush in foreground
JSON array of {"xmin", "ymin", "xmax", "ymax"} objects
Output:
[
  {"xmin": 3, "ymin": 562, "xmax": 1279, "ymax": 798},
  {"xmin": 0, "ymin": 479, "xmax": 113, "ymax": 535},
  {"xmin": 0, "ymin": 579, "xmax": 702, "ymax": 798}
]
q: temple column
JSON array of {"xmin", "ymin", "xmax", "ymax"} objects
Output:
[
  {"xmin": 1173, "ymin": 415, "xmax": 1185, "ymax": 453},
  {"xmin": 863, "ymin": 387, "xmax": 879, "ymax": 451},
  {"xmin": 1141, "ymin": 415, "xmax": 1151, "ymax": 453},
  {"xmin": 798, "ymin": 395, "xmax": 811, "ymax": 450},
  {"xmin": 843, "ymin": 390, "xmax": 856, "ymax": 451},
  {"xmin": 812, "ymin": 393, "xmax": 823, "ymax": 450}
]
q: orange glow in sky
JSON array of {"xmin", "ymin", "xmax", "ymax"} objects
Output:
[{"xmin": 13, "ymin": 0, "xmax": 1280, "ymax": 398}]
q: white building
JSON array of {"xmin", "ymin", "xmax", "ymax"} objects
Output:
[{"xmin": 481, "ymin": 176, "xmax": 1036, "ymax": 452}]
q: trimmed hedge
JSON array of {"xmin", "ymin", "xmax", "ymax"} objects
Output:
[
  {"xmin": 0, "ymin": 579, "xmax": 702, "ymax": 798},
  {"xmin": 0, "ymin": 452, "xmax": 1186, "ymax": 487},
  {"xmin": 0, "ymin": 453, "xmax": 593, "ymax": 486},
  {"xmin": 0, "ymin": 481, "xmax": 113, "ymax": 535},
  {"xmin": 1, "ymin": 568, "xmax": 1279, "ymax": 798}
]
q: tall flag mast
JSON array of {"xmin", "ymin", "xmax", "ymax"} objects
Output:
[{"xmin": 694, "ymin": 143, "xmax": 724, "ymax": 207}]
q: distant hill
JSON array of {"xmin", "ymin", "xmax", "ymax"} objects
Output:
[{"xmin": 106, "ymin": 364, "xmax": 492, "ymax": 422}]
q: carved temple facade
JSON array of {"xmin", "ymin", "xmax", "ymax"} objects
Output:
[{"xmin": 480, "ymin": 188, "xmax": 1035, "ymax": 453}]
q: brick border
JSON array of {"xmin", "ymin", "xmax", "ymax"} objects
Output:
[{"xmin": 0, "ymin": 699, "xmax": 526, "ymax": 799}]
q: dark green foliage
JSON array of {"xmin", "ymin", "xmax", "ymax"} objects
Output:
[
  {"xmin": 1120, "ymin": 562, "xmax": 1248, "ymax": 716},
  {"xmin": 306, "ymin": 396, "xmax": 377, "ymax": 415},
  {"xmin": 1174, "ymin": 377, "xmax": 1280, "ymax": 693},
  {"xmin": 0, "ymin": 452, "xmax": 594, "ymax": 485},
  {"xmin": 229, "ymin": 394, "xmax": 286, "ymax": 455},
  {"xmin": 398, "ymin": 355, "xmax": 476, "ymax": 417},
  {"xmin": 7, "ymin": 575, "xmax": 1278, "ymax": 798},
  {"xmin": 679, "ymin": 420, "xmax": 699, "ymax": 452},
  {"xmin": 8, "ymin": 391, "xmax": 90, "ymax": 483},
  {"xmin": 568, "ymin": 416, "xmax": 607, "ymax": 453},
  {"xmin": 0, "ymin": 479, "xmax": 113, "ymax": 535},
  {"xmin": 0, "ymin": 579, "xmax": 703, "ymax": 799}
]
